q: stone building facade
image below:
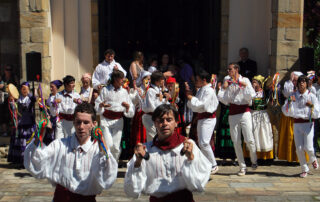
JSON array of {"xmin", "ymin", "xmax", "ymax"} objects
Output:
[{"xmin": 0, "ymin": 0, "xmax": 307, "ymax": 97}]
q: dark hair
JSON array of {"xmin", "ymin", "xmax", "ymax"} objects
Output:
[
  {"xmin": 63, "ymin": 75, "xmax": 75, "ymax": 86},
  {"xmin": 229, "ymin": 62, "xmax": 240, "ymax": 72},
  {"xmin": 110, "ymin": 70, "xmax": 124, "ymax": 85},
  {"xmin": 297, "ymin": 75, "xmax": 309, "ymax": 84},
  {"xmin": 151, "ymin": 71, "xmax": 165, "ymax": 85},
  {"xmin": 104, "ymin": 49, "xmax": 115, "ymax": 56},
  {"xmin": 239, "ymin": 47, "xmax": 249, "ymax": 53},
  {"xmin": 196, "ymin": 69, "xmax": 211, "ymax": 83},
  {"xmin": 74, "ymin": 102, "xmax": 97, "ymax": 122},
  {"xmin": 152, "ymin": 104, "xmax": 179, "ymax": 122},
  {"xmin": 133, "ymin": 51, "xmax": 143, "ymax": 61}
]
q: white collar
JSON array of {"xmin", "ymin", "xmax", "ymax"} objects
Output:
[{"xmin": 71, "ymin": 133, "xmax": 94, "ymax": 153}]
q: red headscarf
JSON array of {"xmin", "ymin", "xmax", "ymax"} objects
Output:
[{"xmin": 166, "ymin": 77, "xmax": 176, "ymax": 85}]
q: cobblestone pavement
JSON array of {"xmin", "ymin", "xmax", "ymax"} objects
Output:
[{"xmin": 0, "ymin": 158, "xmax": 320, "ymax": 202}]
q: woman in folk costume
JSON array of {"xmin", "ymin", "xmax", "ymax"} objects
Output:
[
  {"xmin": 278, "ymin": 71, "xmax": 305, "ymax": 162},
  {"xmin": 215, "ymin": 75, "xmax": 237, "ymax": 166},
  {"xmin": 243, "ymin": 75, "xmax": 274, "ymax": 164},
  {"xmin": 129, "ymin": 70, "xmax": 151, "ymax": 156},
  {"xmin": 7, "ymin": 82, "xmax": 36, "ymax": 167}
]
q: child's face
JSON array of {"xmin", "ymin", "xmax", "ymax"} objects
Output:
[
  {"xmin": 82, "ymin": 78, "xmax": 91, "ymax": 89},
  {"xmin": 167, "ymin": 83, "xmax": 174, "ymax": 91},
  {"xmin": 21, "ymin": 85, "xmax": 29, "ymax": 97},
  {"xmin": 50, "ymin": 83, "xmax": 58, "ymax": 95},
  {"xmin": 65, "ymin": 81, "xmax": 75, "ymax": 92}
]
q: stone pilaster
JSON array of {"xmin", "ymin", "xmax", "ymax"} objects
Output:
[
  {"xmin": 91, "ymin": 0, "xmax": 99, "ymax": 69},
  {"xmin": 219, "ymin": 0, "xmax": 229, "ymax": 79},
  {"xmin": 270, "ymin": 0, "xmax": 304, "ymax": 80},
  {"xmin": 19, "ymin": 0, "xmax": 52, "ymax": 97}
]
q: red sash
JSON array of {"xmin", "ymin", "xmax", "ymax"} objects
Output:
[
  {"xmin": 229, "ymin": 104, "xmax": 250, "ymax": 115},
  {"xmin": 150, "ymin": 189, "xmax": 194, "ymax": 202},
  {"xmin": 294, "ymin": 118, "xmax": 313, "ymax": 123},
  {"xmin": 59, "ymin": 113, "xmax": 74, "ymax": 121},
  {"xmin": 53, "ymin": 184, "xmax": 96, "ymax": 202},
  {"xmin": 197, "ymin": 112, "xmax": 216, "ymax": 120},
  {"xmin": 103, "ymin": 109, "xmax": 123, "ymax": 120}
]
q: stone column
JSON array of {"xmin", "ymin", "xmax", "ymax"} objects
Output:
[
  {"xmin": 20, "ymin": 0, "xmax": 51, "ymax": 95},
  {"xmin": 219, "ymin": 0, "xmax": 229, "ymax": 79},
  {"xmin": 91, "ymin": 0, "xmax": 99, "ymax": 68},
  {"xmin": 270, "ymin": 0, "xmax": 304, "ymax": 79}
]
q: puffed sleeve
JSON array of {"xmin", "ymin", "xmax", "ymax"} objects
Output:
[
  {"xmin": 92, "ymin": 65, "xmax": 102, "ymax": 90},
  {"xmin": 311, "ymin": 94, "xmax": 320, "ymax": 119},
  {"xmin": 242, "ymin": 78, "xmax": 256, "ymax": 102},
  {"xmin": 116, "ymin": 63, "xmax": 127, "ymax": 77},
  {"xmin": 124, "ymin": 92, "xmax": 135, "ymax": 118},
  {"xmin": 93, "ymin": 150, "xmax": 118, "ymax": 190},
  {"xmin": 217, "ymin": 88, "xmax": 230, "ymax": 106},
  {"xmin": 95, "ymin": 88, "xmax": 106, "ymax": 115},
  {"xmin": 124, "ymin": 155, "xmax": 147, "ymax": 198},
  {"xmin": 283, "ymin": 80, "xmax": 294, "ymax": 98},
  {"xmin": 187, "ymin": 89, "xmax": 218, "ymax": 113},
  {"xmin": 24, "ymin": 139, "xmax": 60, "ymax": 179},
  {"xmin": 281, "ymin": 98, "xmax": 294, "ymax": 117},
  {"xmin": 181, "ymin": 140, "xmax": 211, "ymax": 192}
]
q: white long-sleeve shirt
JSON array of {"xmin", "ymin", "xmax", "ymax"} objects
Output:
[
  {"xmin": 142, "ymin": 84, "xmax": 168, "ymax": 113},
  {"xmin": 56, "ymin": 90, "xmax": 81, "ymax": 115},
  {"xmin": 124, "ymin": 140, "xmax": 211, "ymax": 198},
  {"xmin": 95, "ymin": 85, "xmax": 134, "ymax": 118},
  {"xmin": 46, "ymin": 94, "xmax": 59, "ymax": 116},
  {"xmin": 282, "ymin": 80, "xmax": 295, "ymax": 98},
  {"xmin": 24, "ymin": 134, "xmax": 118, "ymax": 196},
  {"xmin": 217, "ymin": 75, "xmax": 255, "ymax": 106},
  {"xmin": 187, "ymin": 83, "xmax": 218, "ymax": 113},
  {"xmin": 92, "ymin": 60, "xmax": 127, "ymax": 89},
  {"xmin": 282, "ymin": 90, "xmax": 320, "ymax": 120},
  {"xmin": 129, "ymin": 87, "xmax": 146, "ymax": 111}
]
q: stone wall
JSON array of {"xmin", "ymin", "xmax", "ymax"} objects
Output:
[
  {"xmin": 270, "ymin": 0, "xmax": 304, "ymax": 80},
  {"xmin": 91, "ymin": 0, "xmax": 99, "ymax": 68},
  {"xmin": 19, "ymin": 0, "xmax": 51, "ymax": 95},
  {"xmin": 219, "ymin": 0, "xmax": 229, "ymax": 78}
]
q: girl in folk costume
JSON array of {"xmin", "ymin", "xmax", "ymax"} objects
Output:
[
  {"xmin": 80, "ymin": 73, "xmax": 94, "ymax": 104},
  {"xmin": 43, "ymin": 80, "xmax": 63, "ymax": 145},
  {"xmin": 166, "ymin": 76, "xmax": 186, "ymax": 135},
  {"xmin": 8, "ymin": 82, "xmax": 36, "ymax": 166},
  {"xmin": 129, "ymin": 70, "xmax": 151, "ymax": 156},
  {"xmin": 243, "ymin": 75, "xmax": 274, "ymax": 164}
]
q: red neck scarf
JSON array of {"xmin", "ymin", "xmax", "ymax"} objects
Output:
[{"xmin": 152, "ymin": 131, "xmax": 185, "ymax": 151}]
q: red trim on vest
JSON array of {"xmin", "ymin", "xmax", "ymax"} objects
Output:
[
  {"xmin": 53, "ymin": 184, "xmax": 96, "ymax": 202},
  {"xmin": 150, "ymin": 189, "xmax": 194, "ymax": 202},
  {"xmin": 229, "ymin": 104, "xmax": 250, "ymax": 115},
  {"xmin": 103, "ymin": 109, "xmax": 124, "ymax": 120},
  {"xmin": 59, "ymin": 113, "xmax": 74, "ymax": 121},
  {"xmin": 197, "ymin": 112, "xmax": 216, "ymax": 120}
]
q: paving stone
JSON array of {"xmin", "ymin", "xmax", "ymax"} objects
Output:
[
  {"xmin": 0, "ymin": 195, "xmax": 23, "ymax": 201},
  {"xmin": 230, "ymin": 182, "xmax": 273, "ymax": 188}
]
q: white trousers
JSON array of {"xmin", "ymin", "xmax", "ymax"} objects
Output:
[
  {"xmin": 229, "ymin": 112, "xmax": 257, "ymax": 169},
  {"xmin": 100, "ymin": 117, "xmax": 123, "ymax": 161},
  {"xmin": 55, "ymin": 120, "xmax": 75, "ymax": 139},
  {"xmin": 142, "ymin": 114, "xmax": 157, "ymax": 142},
  {"xmin": 293, "ymin": 122, "xmax": 317, "ymax": 172},
  {"xmin": 197, "ymin": 118, "xmax": 217, "ymax": 167}
]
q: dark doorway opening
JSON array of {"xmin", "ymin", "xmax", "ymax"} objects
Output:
[{"xmin": 98, "ymin": 0, "xmax": 221, "ymax": 74}]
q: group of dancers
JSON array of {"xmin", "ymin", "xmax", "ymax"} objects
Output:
[{"xmin": 4, "ymin": 48, "xmax": 320, "ymax": 201}]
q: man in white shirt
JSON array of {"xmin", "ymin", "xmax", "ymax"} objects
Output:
[
  {"xmin": 283, "ymin": 71, "xmax": 303, "ymax": 98},
  {"xmin": 282, "ymin": 75, "xmax": 320, "ymax": 178},
  {"xmin": 55, "ymin": 75, "xmax": 81, "ymax": 139},
  {"xmin": 142, "ymin": 71, "xmax": 170, "ymax": 141},
  {"xmin": 186, "ymin": 69, "xmax": 219, "ymax": 174},
  {"xmin": 95, "ymin": 70, "xmax": 134, "ymax": 160},
  {"xmin": 92, "ymin": 49, "xmax": 127, "ymax": 90},
  {"xmin": 124, "ymin": 104, "xmax": 211, "ymax": 201},
  {"xmin": 218, "ymin": 63, "xmax": 257, "ymax": 176},
  {"xmin": 24, "ymin": 103, "xmax": 118, "ymax": 201}
]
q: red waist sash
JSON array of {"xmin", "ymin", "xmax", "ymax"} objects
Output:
[
  {"xmin": 229, "ymin": 104, "xmax": 250, "ymax": 115},
  {"xmin": 294, "ymin": 118, "xmax": 314, "ymax": 123},
  {"xmin": 103, "ymin": 109, "xmax": 123, "ymax": 120},
  {"xmin": 53, "ymin": 184, "xmax": 96, "ymax": 202},
  {"xmin": 197, "ymin": 112, "xmax": 216, "ymax": 120},
  {"xmin": 59, "ymin": 113, "xmax": 74, "ymax": 121},
  {"xmin": 150, "ymin": 189, "xmax": 194, "ymax": 202}
]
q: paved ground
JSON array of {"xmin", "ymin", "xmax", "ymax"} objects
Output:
[{"xmin": 1, "ymin": 157, "xmax": 320, "ymax": 202}]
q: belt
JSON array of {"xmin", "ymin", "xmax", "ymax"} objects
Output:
[
  {"xmin": 294, "ymin": 118, "xmax": 314, "ymax": 123},
  {"xmin": 53, "ymin": 184, "xmax": 96, "ymax": 202},
  {"xmin": 59, "ymin": 113, "xmax": 74, "ymax": 121},
  {"xmin": 229, "ymin": 104, "xmax": 250, "ymax": 115},
  {"xmin": 197, "ymin": 112, "xmax": 216, "ymax": 120},
  {"xmin": 103, "ymin": 109, "xmax": 124, "ymax": 120}
]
